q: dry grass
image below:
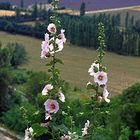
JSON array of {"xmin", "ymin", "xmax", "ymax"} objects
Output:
[
  {"xmin": 0, "ymin": 31, "xmax": 140, "ymax": 98},
  {"xmin": 132, "ymin": 7, "xmax": 140, "ymax": 11},
  {"xmin": 57, "ymin": 9, "xmax": 79, "ymax": 15},
  {"xmin": 0, "ymin": 10, "xmax": 25, "ymax": 17}
]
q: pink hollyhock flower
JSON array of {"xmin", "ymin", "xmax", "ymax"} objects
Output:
[
  {"xmin": 42, "ymin": 84, "xmax": 53, "ymax": 96},
  {"xmin": 94, "ymin": 71, "xmax": 108, "ymax": 86},
  {"xmin": 82, "ymin": 120, "xmax": 90, "ymax": 136},
  {"xmin": 60, "ymin": 135, "xmax": 71, "ymax": 140},
  {"xmin": 103, "ymin": 87, "xmax": 110, "ymax": 103},
  {"xmin": 58, "ymin": 90, "xmax": 65, "ymax": 102},
  {"xmin": 48, "ymin": 40, "xmax": 64, "ymax": 54},
  {"xmin": 44, "ymin": 99, "xmax": 59, "ymax": 114},
  {"xmin": 41, "ymin": 33, "xmax": 50, "ymax": 58},
  {"xmin": 88, "ymin": 62, "xmax": 99, "ymax": 76},
  {"xmin": 47, "ymin": 23, "xmax": 56, "ymax": 34}
]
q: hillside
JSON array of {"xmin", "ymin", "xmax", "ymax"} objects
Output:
[{"xmin": 0, "ymin": 31, "xmax": 140, "ymax": 97}]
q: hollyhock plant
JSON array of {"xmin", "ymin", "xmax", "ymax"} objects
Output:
[
  {"xmin": 87, "ymin": 23, "xmax": 110, "ymax": 104},
  {"xmin": 44, "ymin": 99, "xmax": 59, "ymax": 114},
  {"xmin": 41, "ymin": 29, "xmax": 66, "ymax": 58},
  {"xmin": 42, "ymin": 84, "xmax": 53, "ymax": 96}
]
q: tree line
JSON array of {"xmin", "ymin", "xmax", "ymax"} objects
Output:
[
  {"xmin": 0, "ymin": 9, "xmax": 140, "ymax": 56},
  {"xmin": 60, "ymin": 13, "xmax": 140, "ymax": 56}
]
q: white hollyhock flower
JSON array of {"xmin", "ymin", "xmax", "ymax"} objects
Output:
[
  {"xmin": 58, "ymin": 90, "xmax": 65, "ymax": 102},
  {"xmin": 29, "ymin": 127, "xmax": 33, "ymax": 136},
  {"xmin": 48, "ymin": 39, "xmax": 64, "ymax": 55},
  {"xmin": 103, "ymin": 88, "xmax": 110, "ymax": 103},
  {"xmin": 94, "ymin": 71, "xmax": 108, "ymax": 86},
  {"xmin": 24, "ymin": 127, "xmax": 33, "ymax": 140},
  {"xmin": 47, "ymin": 23, "xmax": 56, "ymax": 33},
  {"xmin": 82, "ymin": 120, "xmax": 90, "ymax": 136},
  {"xmin": 60, "ymin": 134, "xmax": 71, "ymax": 140},
  {"xmin": 42, "ymin": 84, "xmax": 53, "ymax": 95},
  {"xmin": 88, "ymin": 62, "xmax": 99, "ymax": 76},
  {"xmin": 45, "ymin": 112, "xmax": 52, "ymax": 120},
  {"xmin": 60, "ymin": 29, "xmax": 66, "ymax": 43}
]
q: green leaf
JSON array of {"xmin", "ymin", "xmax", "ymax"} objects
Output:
[
  {"xmin": 102, "ymin": 66, "xmax": 107, "ymax": 72},
  {"xmin": 52, "ymin": 124, "xmax": 68, "ymax": 133},
  {"xmin": 54, "ymin": 58, "xmax": 63, "ymax": 64},
  {"xmin": 32, "ymin": 123, "xmax": 48, "ymax": 137},
  {"xmin": 87, "ymin": 83, "xmax": 97, "ymax": 90}
]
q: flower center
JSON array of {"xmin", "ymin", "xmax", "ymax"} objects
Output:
[
  {"xmin": 50, "ymin": 27, "xmax": 55, "ymax": 33},
  {"xmin": 98, "ymin": 75, "xmax": 103, "ymax": 81},
  {"xmin": 45, "ymin": 52, "xmax": 50, "ymax": 57},
  {"xmin": 50, "ymin": 103, "xmax": 56, "ymax": 110}
]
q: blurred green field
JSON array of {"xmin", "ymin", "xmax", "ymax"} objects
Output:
[{"xmin": 0, "ymin": 31, "xmax": 140, "ymax": 97}]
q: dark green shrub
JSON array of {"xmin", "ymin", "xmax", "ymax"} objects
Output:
[
  {"xmin": 7, "ymin": 43, "xmax": 27, "ymax": 68},
  {"xmin": 2, "ymin": 105, "xmax": 26, "ymax": 133},
  {"xmin": 25, "ymin": 71, "xmax": 49, "ymax": 104},
  {"xmin": 2, "ymin": 103, "xmax": 42, "ymax": 134},
  {"xmin": 120, "ymin": 83, "xmax": 140, "ymax": 104},
  {"xmin": 11, "ymin": 69, "xmax": 30, "ymax": 84},
  {"xmin": 108, "ymin": 83, "xmax": 140, "ymax": 139},
  {"xmin": 0, "ymin": 68, "xmax": 12, "ymax": 113},
  {"xmin": 0, "ymin": 46, "xmax": 10, "ymax": 67}
]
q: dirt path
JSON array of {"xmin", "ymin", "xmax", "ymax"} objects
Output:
[
  {"xmin": 0, "ymin": 132, "xmax": 13, "ymax": 140},
  {"xmin": 85, "ymin": 5, "xmax": 140, "ymax": 14}
]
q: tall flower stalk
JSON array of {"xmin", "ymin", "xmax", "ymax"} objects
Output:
[
  {"xmin": 87, "ymin": 22, "xmax": 110, "ymax": 103},
  {"xmin": 23, "ymin": 0, "xmax": 68, "ymax": 139},
  {"xmin": 81, "ymin": 23, "xmax": 111, "ymax": 138}
]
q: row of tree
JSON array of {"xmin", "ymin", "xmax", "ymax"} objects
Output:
[
  {"xmin": 60, "ymin": 13, "xmax": 140, "ymax": 56},
  {"xmin": 0, "ymin": 10, "xmax": 140, "ymax": 56}
]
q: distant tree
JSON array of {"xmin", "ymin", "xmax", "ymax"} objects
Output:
[
  {"xmin": 15, "ymin": 8, "xmax": 20, "ymax": 21},
  {"xmin": 125, "ymin": 12, "xmax": 129, "ymax": 28},
  {"xmin": 130, "ymin": 16, "xmax": 134, "ymax": 27},
  {"xmin": 20, "ymin": 0, "xmax": 24, "ymax": 8},
  {"xmin": 48, "ymin": 0, "xmax": 52, "ymax": 4},
  {"xmin": 0, "ymin": 2, "xmax": 11, "ymax": 10},
  {"xmin": 32, "ymin": 2, "xmax": 38, "ymax": 18},
  {"xmin": 80, "ymin": 2, "xmax": 85, "ymax": 16}
]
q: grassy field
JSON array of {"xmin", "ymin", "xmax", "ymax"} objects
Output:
[{"xmin": 0, "ymin": 31, "xmax": 140, "ymax": 98}]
